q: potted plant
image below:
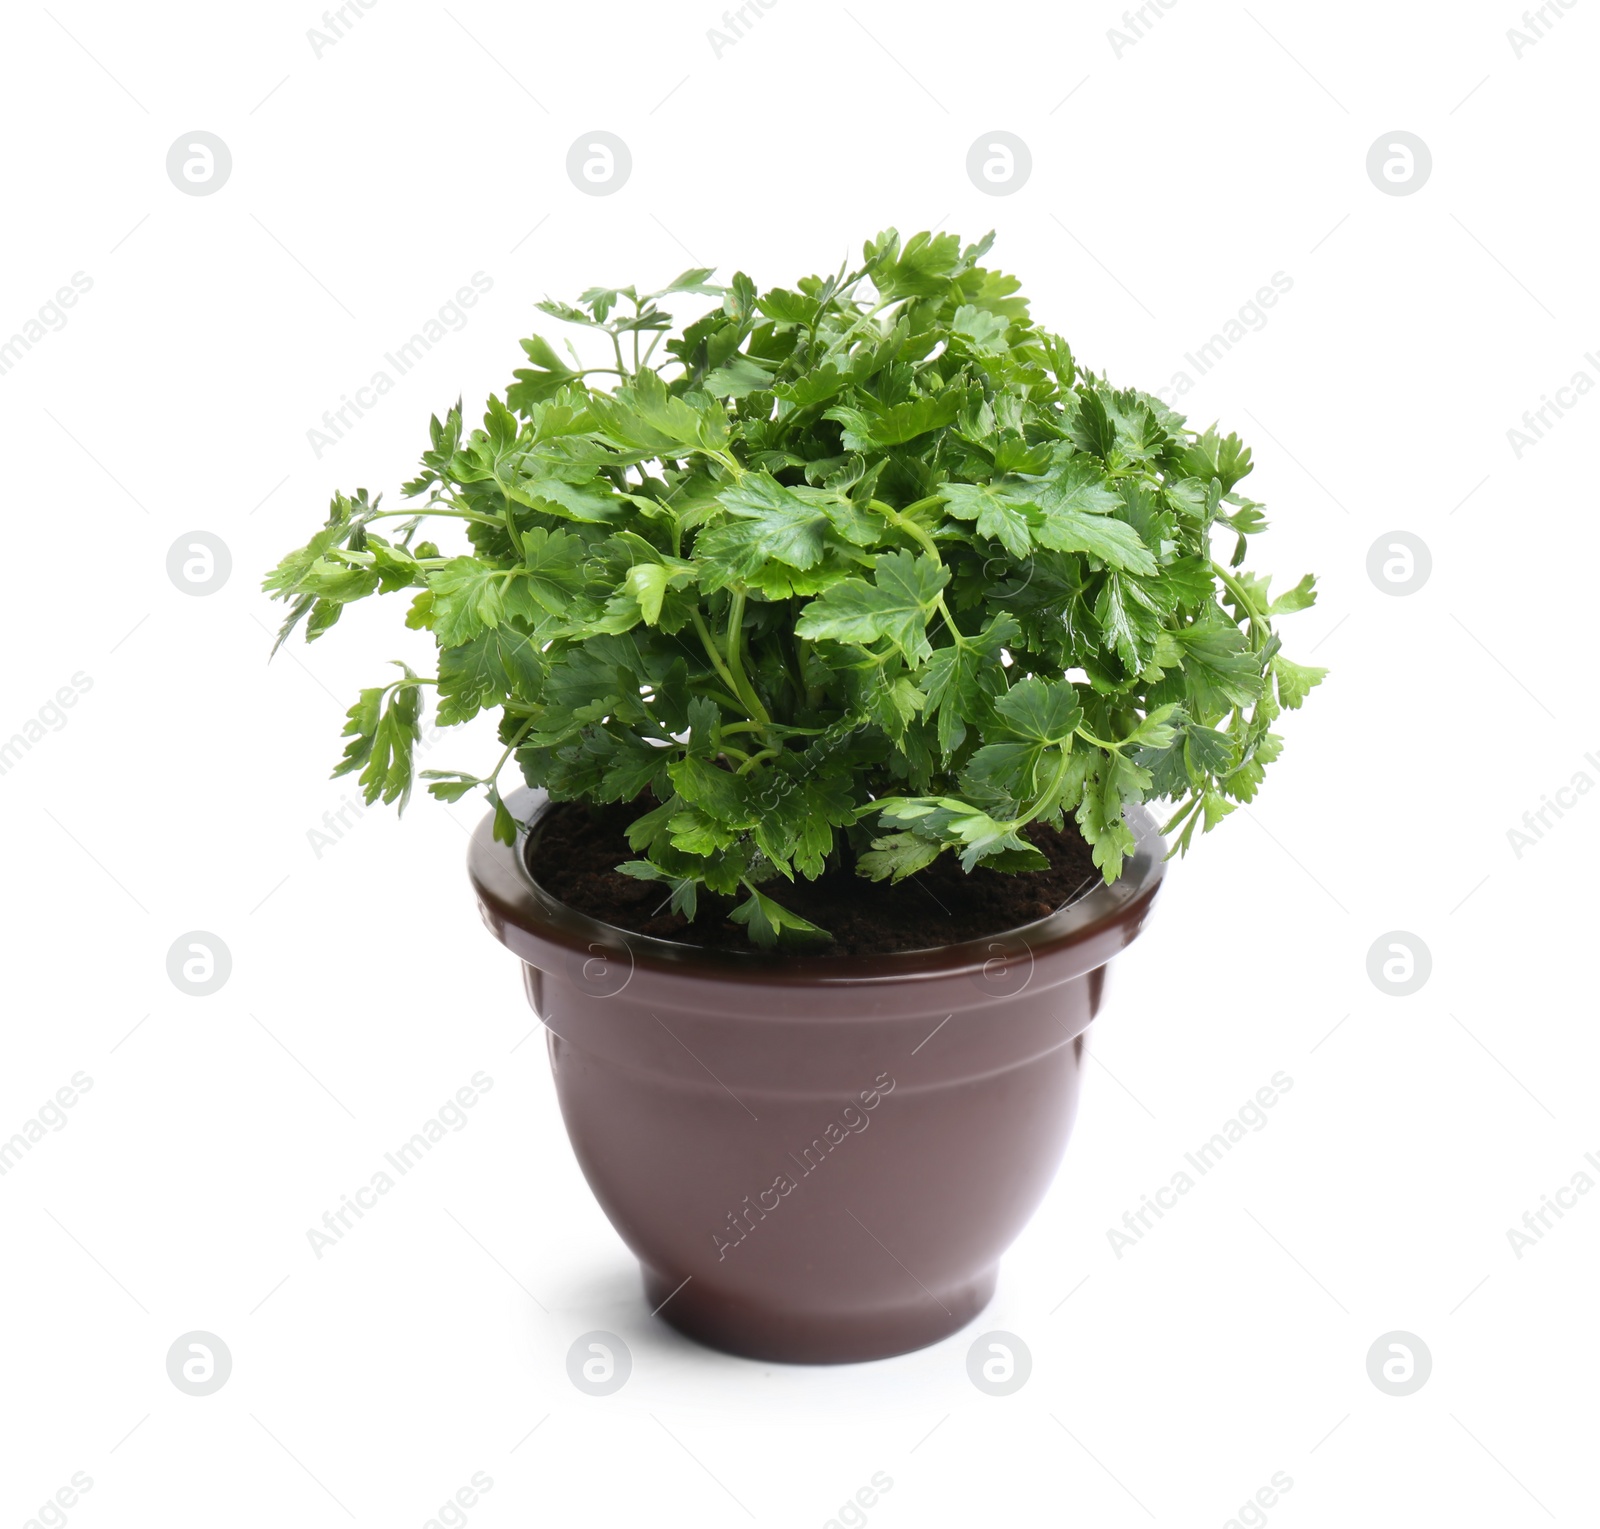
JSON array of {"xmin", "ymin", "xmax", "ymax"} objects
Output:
[{"xmin": 267, "ymin": 229, "xmax": 1324, "ymax": 1362}]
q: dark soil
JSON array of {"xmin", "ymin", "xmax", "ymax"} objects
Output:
[{"xmin": 527, "ymin": 798, "xmax": 1104, "ymax": 957}]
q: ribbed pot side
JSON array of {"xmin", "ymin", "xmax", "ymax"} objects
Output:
[{"xmin": 468, "ymin": 788, "xmax": 1166, "ymax": 1364}]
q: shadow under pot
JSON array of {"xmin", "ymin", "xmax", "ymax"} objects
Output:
[{"xmin": 467, "ymin": 787, "xmax": 1166, "ymax": 1364}]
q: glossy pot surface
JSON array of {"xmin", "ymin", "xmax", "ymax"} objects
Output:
[{"xmin": 468, "ymin": 787, "xmax": 1165, "ymax": 1363}]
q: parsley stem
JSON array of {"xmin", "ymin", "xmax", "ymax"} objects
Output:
[
  {"xmin": 835, "ymin": 294, "xmax": 899, "ymax": 349},
  {"xmin": 498, "ymin": 488, "xmax": 525, "ymax": 559},
  {"xmin": 369, "ymin": 507, "xmax": 503, "ymax": 531},
  {"xmin": 869, "ymin": 497, "xmax": 939, "ymax": 556},
  {"xmin": 690, "ymin": 682, "xmax": 748, "ymax": 714},
  {"xmin": 1007, "ymin": 743, "xmax": 1076, "ymax": 835},
  {"xmin": 722, "ymin": 590, "xmax": 773, "ymax": 730},
  {"xmin": 735, "ymin": 748, "xmax": 781, "ymax": 774},
  {"xmin": 721, "ymin": 719, "xmax": 827, "ymax": 738},
  {"xmin": 933, "ymin": 594, "xmax": 967, "ymax": 647},
  {"xmin": 484, "ymin": 715, "xmax": 536, "ymax": 794},
  {"xmin": 1210, "ymin": 560, "xmax": 1268, "ymax": 647},
  {"xmin": 1161, "ymin": 795, "xmax": 1202, "ymax": 837},
  {"xmin": 724, "ymin": 590, "xmax": 747, "ymax": 673},
  {"xmin": 691, "ymin": 607, "xmax": 767, "ymax": 727}
]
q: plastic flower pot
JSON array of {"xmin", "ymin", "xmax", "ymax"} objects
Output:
[{"xmin": 468, "ymin": 787, "xmax": 1166, "ymax": 1364}]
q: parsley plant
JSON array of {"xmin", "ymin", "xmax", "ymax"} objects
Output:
[{"xmin": 266, "ymin": 230, "xmax": 1325, "ymax": 945}]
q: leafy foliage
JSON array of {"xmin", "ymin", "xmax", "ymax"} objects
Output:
[{"xmin": 266, "ymin": 231, "xmax": 1325, "ymax": 944}]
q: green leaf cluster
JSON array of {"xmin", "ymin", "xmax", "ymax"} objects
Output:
[{"xmin": 266, "ymin": 231, "xmax": 1325, "ymax": 944}]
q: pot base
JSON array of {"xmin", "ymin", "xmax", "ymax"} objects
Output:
[{"xmin": 643, "ymin": 1263, "xmax": 998, "ymax": 1364}]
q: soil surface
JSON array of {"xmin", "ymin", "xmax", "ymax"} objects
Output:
[{"xmin": 527, "ymin": 798, "xmax": 1104, "ymax": 957}]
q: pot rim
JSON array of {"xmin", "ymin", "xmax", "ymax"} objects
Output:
[{"xmin": 467, "ymin": 786, "xmax": 1167, "ymax": 995}]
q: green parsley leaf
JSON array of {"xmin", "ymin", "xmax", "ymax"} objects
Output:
[{"xmin": 794, "ymin": 551, "xmax": 950, "ymax": 663}]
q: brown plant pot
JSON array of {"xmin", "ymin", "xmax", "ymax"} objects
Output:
[{"xmin": 468, "ymin": 787, "xmax": 1166, "ymax": 1364}]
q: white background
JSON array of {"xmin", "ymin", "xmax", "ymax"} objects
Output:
[{"xmin": 2, "ymin": 1, "xmax": 1596, "ymax": 1525}]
